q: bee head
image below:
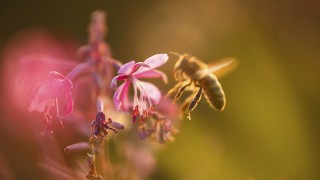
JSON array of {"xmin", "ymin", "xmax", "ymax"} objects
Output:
[{"xmin": 173, "ymin": 53, "xmax": 190, "ymax": 72}]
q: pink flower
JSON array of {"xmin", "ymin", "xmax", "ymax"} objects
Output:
[
  {"xmin": 111, "ymin": 54, "xmax": 168, "ymax": 123},
  {"xmin": 28, "ymin": 71, "xmax": 74, "ymax": 135}
]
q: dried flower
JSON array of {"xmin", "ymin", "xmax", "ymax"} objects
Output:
[
  {"xmin": 111, "ymin": 54, "xmax": 168, "ymax": 123},
  {"xmin": 139, "ymin": 110, "xmax": 178, "ymax": 143},
  {"xmin": 91, "ymin": 111, "xmax": 124, "ymax": 138}
]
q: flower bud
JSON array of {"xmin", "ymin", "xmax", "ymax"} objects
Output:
[{"xmin": 64, "ymin": 142, "xmax": 90, "ymax": 153}]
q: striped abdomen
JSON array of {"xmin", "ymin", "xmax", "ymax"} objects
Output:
[{"xmin": 199, "ymin": 74, "xmax": 226, "ymax": 111}]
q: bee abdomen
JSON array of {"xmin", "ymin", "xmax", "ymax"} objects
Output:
[{"xmin": 199, "ymin": 74, "xmax": 226, "ymax": 111}]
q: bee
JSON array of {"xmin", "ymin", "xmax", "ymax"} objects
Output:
[{"xmin": 167, "ymin": 53, "xmax": 237, "ymax": 119}]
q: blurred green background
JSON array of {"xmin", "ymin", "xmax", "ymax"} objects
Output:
[{"xmin": 1, "ymin": 0, "xmax": 320, "ymax": 179}]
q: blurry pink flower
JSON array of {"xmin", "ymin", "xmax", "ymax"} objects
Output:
[
  {"xmin": 29, "ymin": 71, "xmax": 74, "ymax": 116},
  {"xmin": 111, "ymin": 54, "xmax": 168, "ymax": 123},
  {"xmin": 2, "ymin": 30, "xmax": 77, "ymax": 114},
  {"xmin": 29, "ymin": 71, "xmax": 74, "ymax": 135}
]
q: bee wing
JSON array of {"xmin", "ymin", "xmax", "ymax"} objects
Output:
[{"xmin": 197, "ymin": 57, "xmax": 238, "ymax": 78}]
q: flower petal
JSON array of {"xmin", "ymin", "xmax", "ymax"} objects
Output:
[
  {"xmin": 131, "ymin": 62, "xmax": 149, "ymax": 73},
  {"xmin": 65, "ymin": 60, "xmax": 94, "ymax": 80},
  {"xmin": 31, "ymin": 81, "xmax": 48, "ymax": 99},
  {"xmin": 138, "ymin": 81, "xmax": 162, "ymax": 104},
  {"xmin": 113, "ymin": 80, "xmax": 130, "ymax": 110},
  {"xmin": 50, "ymin": 79, "xmax": 67, "ymax": 89},
  {"xmin": 34, "ymin": 81, "xmax": 60, "ymax": 101},
  {"xmin": 142, "ymin": 53, "xmax": 168, "ymax": 69},
  {"xmin": 64, "ymin": 79, "xmax": 73, "ymax": 89},
  {"xmin": 117, "ymin": 60, "xmax": 135, "ymax": 74},
  {"xmin": 111, "ymin": 76, "xmax": 119, "ymax": 89},
  {"xmin": 110, "ymin": 75, "xmax": 128, "ymax": 89},
  {"xmin": 120, "ymin": 81, "xmax": 131, "ymax": 110},
  {"xmin": 49, "ymin": 71, "xmax": 66, "ymax": 79},
  {"xmin": 133, "ymin": 69, "xmax": 168, "ymax": 83},
  {"xmin": 60, "ymin": 90, "xmax": 74, "ymax": 117},
  {"xmin": 28, "ymin": 96, "xmax": 46, "ymax": 113}
]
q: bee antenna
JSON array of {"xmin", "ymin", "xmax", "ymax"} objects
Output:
[{"xmin": 169, "ymin": 52, "xmax": 181, "ymax": 57}]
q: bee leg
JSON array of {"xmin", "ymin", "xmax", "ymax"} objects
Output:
[
  {"xmin": 174, "ymin": 81, "xmax": 192, "ymax": 100},
  {"xmin": 187, "ymin": 86, "xmax": 203, "ymax": 120},
  {"xmin": 165, "ymin": 80, "xmax": 188, "ymax": 98},
  {"xmin": 180, "ymin": 93, "xmax": 196, "ymax": 112}
]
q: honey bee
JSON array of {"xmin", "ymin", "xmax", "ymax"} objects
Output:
[{"xmin": 167, "ymin": 53, "xmax": 237, "ymax": 119}]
